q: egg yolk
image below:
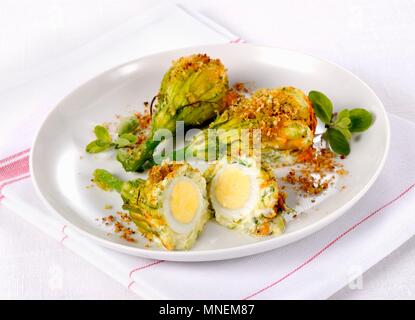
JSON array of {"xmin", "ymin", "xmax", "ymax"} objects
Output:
[
  {"xmin": 170, "ymin": 180, "xmax": 200, "ymax": 224},
  {"xmin": 214, "ymin": 167, "xmax": 250, "ymax": 209}
]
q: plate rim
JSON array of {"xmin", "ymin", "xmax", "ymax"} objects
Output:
[{"xmin": 30, "ymin": 43, "xmax": 391, "ymax": 262}]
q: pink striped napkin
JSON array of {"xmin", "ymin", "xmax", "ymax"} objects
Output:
[
  {"xmin": 2, "ymin": 3, "xmax": 415, "ymax": 299},
  {"xmin": 0, "ymin": 149, "xmax": 31, "ymax": 200}
]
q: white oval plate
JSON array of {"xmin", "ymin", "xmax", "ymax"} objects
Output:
[{"xmin": 31, "ymin": 44, "xmax": 390, "ymax": 262}]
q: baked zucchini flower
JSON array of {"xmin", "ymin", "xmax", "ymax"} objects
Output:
[
  {"xmin": 93, "ymin": 161, "xmax": 210, "ymax": 250},
  {"xmin": 204, "ymin": 155, "xmax": 288, "ymax": 236},
  {"xmin": 177, "ymin": 87, "xmax": 317, "ymax": 167},
  {"xmin": 117, "ymin": 54, "xmax": 229, "ymax": 172}
]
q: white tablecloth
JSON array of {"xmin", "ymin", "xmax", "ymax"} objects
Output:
[{"xmin": 1, "ymin": 0, "xmax": 415, "ymax": 299}]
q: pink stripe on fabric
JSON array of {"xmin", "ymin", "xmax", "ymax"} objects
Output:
[
  {"xmin": 0, "ymin": 148, "xmax": 30, "ymax": 166},
  {"xmin": 242, "ymin": 183, "xmax": 415, "ymax": 300},
  {"xmin": 60, "ymin": 235, "xmax": 69, "ymax": 243},
  {"xmin": 0, "ymin": 174, "xmax": 31, "ymax": 200},
  {"xmin": 230, "ymin": 37, "xmax": 241, "ymax": 43},
  {"xmin": 129, "ymin": 260, "xmax": 165, "ymax": 278},
  {"xmin": 60, "ymin": 225, "xmax": 69, "ymax": 243},
  {"xmin": 0, "ymin": 155, "xmax": 30, "ymax": 182},
  {"xmin": 128, "ymin": 281, "xmax": 135, "ymax": 290}
]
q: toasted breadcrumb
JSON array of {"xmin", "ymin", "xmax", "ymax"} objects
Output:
[
  {"xmin": 233, "ymin": 82, "xmax": 250, "ymax": 93},
  {"xmin": 116, "ymin": 211, "xmax": 132, "ymax": 223},
  {"xmin": 225, "ymin": 87, "xmax": 315, "ymax": 141},
  {"xmin": 135, "ymin": 112, "xmax": 151, "ymax": 130},
  {"xmin": 129, "ymin": 110, "xmax": 152, "ymax": 149},
  {"xmin": 101, "ymin": 215, "xmax": 115, "ymax": 226},
  {"xmin": 282, "ymin": 147, "xmax": 348, "ymax": 196},
  {"xmin": 100, "ymin": 213, "xmax": 136, "ymax": 243},
  {"xmin": 148, "ymin": 162, "xmax": 184, "ymax": 183}
]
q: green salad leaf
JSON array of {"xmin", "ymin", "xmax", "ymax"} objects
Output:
[
  {"xmin": 94, "ymin": 125, "xmax": 112, "ymax": 142},
  {"xmin": 325, "ymin": 128, "xmax": 350, "ymax": 156},
  {"xmin": 308, "ymin": 90, "xmax": 333, "ymax": 124},
  {"xmin": 86, "ymin": 140, "xmax": 112, "ymax": 153},
  {"xmin": 117, "ymin": 117, "xmax": 139, "ymax": 135},
  {"xmin": 349, "ymin": 108, "xmax": 373, "ymax": 132},
  {"xmin": 308, "ymin": 91, "xmax": 373, "ymax": 156},
  {"xmin": 115, "ymin": 133, "xmax": 137, "ymax": 148},
  {"xmin": 86, "ymin": 125, "xmax": 113, "ymax": 153},
  {"xmin": 332, "ymin": 109, "xmax": 352, "ymax": 140},
  {"xmin": 86, "ymin": 120, "xmax": 141, "ymax": 154}
]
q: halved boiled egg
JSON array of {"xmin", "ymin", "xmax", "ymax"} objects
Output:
[
  {"xmin": 130, "ymin": 161, "xmax": 210, "ymax": 250},
  {"xmin": 163, "ymin": 176, "xmax": 206, "ymax": 235},
  {"xmin": 205, "ymin": 156, "xmax": 286, "ymax": 236}
]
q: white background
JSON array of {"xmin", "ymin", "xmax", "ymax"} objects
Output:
[{"xmin": 1, "ymin": 0, "xmax": 415, "ymax": 299}]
